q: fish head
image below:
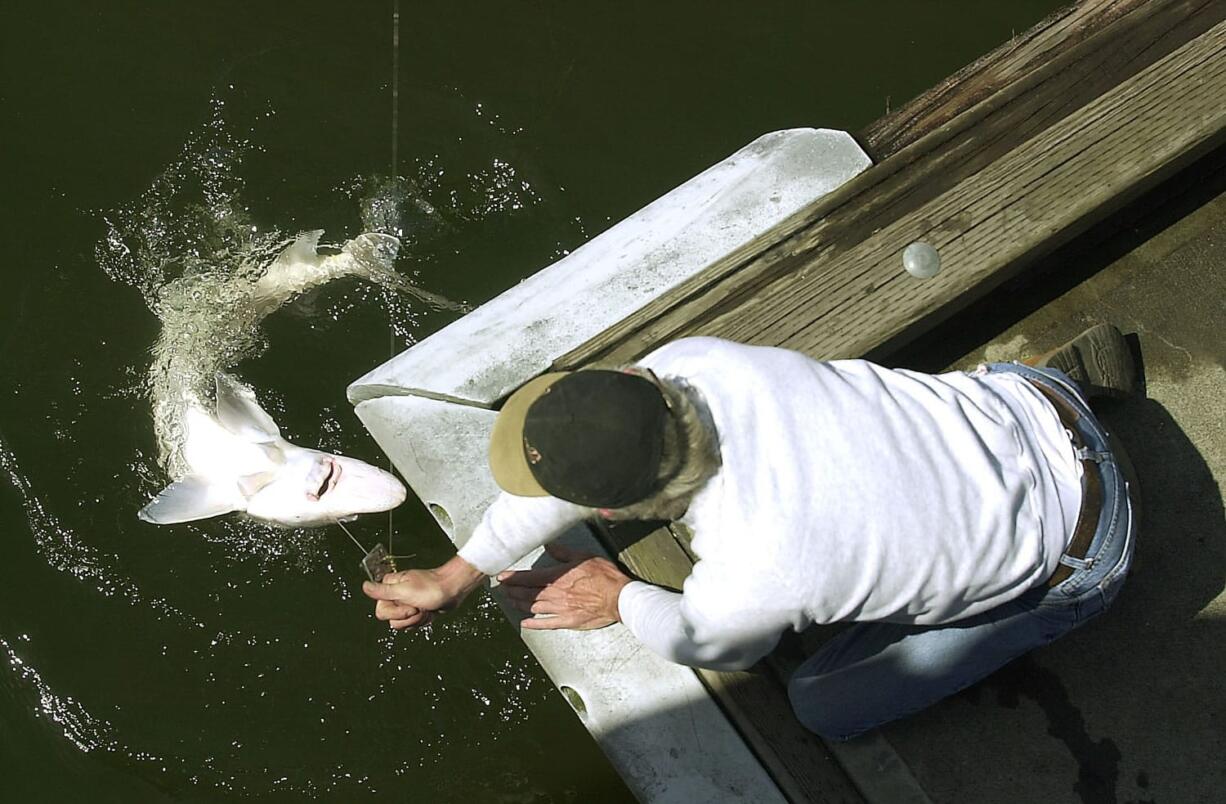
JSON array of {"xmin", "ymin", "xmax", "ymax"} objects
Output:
[{"xmin": 243, "ymin": 447, "xmax": 406, "ymax": 528}]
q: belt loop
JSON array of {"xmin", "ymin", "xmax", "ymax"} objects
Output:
[
  {"xmin": 1058, "ymin": 553, "xmax": 1094, "ymax": 572},
  {"xmin": 1075, "ymin": 447, "xmax": 1110, "ymax": 464}
]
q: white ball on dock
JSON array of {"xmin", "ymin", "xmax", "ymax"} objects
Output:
[{"xmin": 903, "ymin": 241, "xmax": 941, "ymax": 279}]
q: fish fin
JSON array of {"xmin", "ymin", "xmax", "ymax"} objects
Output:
[
  {"xmin": 237, "ymin": 470, "xmax": 279, "ymax": 498},
  {"xmin": 138, "ymin": 475, "xmax": 240, "ymax": 524},
  {"xmin": 343, "ymin": 233, "xmax": 464, "ymax": 311},
  {"xmin": 270, "ymin": 230, "xmax": 324, "ymax": 272},
  {"xmin": 258, "ymin": 442, "xmax": 287, "ymax": 465},
  {"xmin": 214, "ymin": 373, "xmax": 281, "ymax": 442},
  {"xmin": 342, "ymin": 232, "xmax": 400, "ymax": 267}
]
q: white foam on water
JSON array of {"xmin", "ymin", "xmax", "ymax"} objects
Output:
[
  {"xmin": 94, "ymin": 97, "xmax": 464, "ymax": 480},
  {"xmin": 1, "ymin": 636, "xmax": 121, "ymax": 754}
]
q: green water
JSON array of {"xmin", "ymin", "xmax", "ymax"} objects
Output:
[{"xmin": 1, "ymin": 2, "xmax": 1067, "ymax": 801}]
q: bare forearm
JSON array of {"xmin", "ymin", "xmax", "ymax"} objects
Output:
[{"xmin": 431, "ymin": 554, "xmax": 486, "ymax": 608}]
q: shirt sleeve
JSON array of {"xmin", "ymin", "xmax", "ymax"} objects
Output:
[
  {"xmin": 617, "ymin": 575, "xmax": 790, "ymax": 672},
  {"xmin": 457, "ymin": 493, "xmax": 587, "ymax": 576}
]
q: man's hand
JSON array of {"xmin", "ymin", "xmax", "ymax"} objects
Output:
[
  {"xmin": 497, "ymin": 543, "xmax": 631, "ymax": 631},
  {"xmin": 362, "ymin": 555, "xmax": 485, "ymax": 630}
]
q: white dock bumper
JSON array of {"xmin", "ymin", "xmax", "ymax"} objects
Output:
[{"xmin": 350, "ymin": 128, "xmax": 871, "ymax": 803}]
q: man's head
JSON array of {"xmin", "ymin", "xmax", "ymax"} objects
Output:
[{"xmin": 489, "ymin": 369, "xmax": 674, "ymax": 508}]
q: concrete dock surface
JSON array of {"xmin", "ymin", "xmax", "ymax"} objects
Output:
[{"xmin": 875, "ymin": 148, "xmax": 1226, "ymax": 804}]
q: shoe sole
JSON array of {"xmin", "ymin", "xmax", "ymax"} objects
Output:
[{"xmin": 1041, "ymin": 324, "xmax": 1136, "ymax": 398}]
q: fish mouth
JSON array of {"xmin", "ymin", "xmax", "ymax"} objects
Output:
[{"xmin": 308, "ymin": 458, "xmax": 341, "ymax": 501}]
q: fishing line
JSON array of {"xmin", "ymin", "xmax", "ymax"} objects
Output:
[
  {"xmin": 387, "ymin": 0, "xmax": 401, "ymax": 561},
  {"xmin": 391, "ymin": 0, "xmax": 401, "ymax": 175},
  {"xmin": 335, "ymin": 517, "xmax": 369, "ymax": 555},
  {"xmin": 341, "ymin": 1, "xmax": 420, "ymax": 582},
  {"xmin": 339, "ymin": 0, "xmax": 402, "ymax": 581},
  {"xmin": 320, "ymin": 3, "xmax": 412, "ymax": 586}
]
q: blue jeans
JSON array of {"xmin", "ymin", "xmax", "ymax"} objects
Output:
[{"xmin": 787, "ymin": 363, "xmax": 1137, "ymax": 740}]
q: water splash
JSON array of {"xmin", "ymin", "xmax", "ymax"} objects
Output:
[
  {"xmin": 40, "ymin": 89, "xmax": 579, "ymax": 800},
  {"xmin": 97, "ymin": 96, "xmax": 263, "ymax": 303},
  {"xmin": 1, "ymin": 636, "xmax": 121, "ymax": 754},
  {"xmin": 95, "ymin": 98, "xmax": 462, "ymax": 478},
  {"xmin": 0, "ymin": 433, "xmax": 202, "ymax": 627}
]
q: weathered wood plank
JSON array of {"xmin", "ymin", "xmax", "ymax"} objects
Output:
[
  {"xmin": 597, "ymin": 520, "xmax": 691, "ymax": 593},
  {"xmin": 862, "ymin": 0, "xmax": 1188, "ymax": 158},
  {"xmin": 686, "ymin": 18, "xmax": 1226, "ymax": 360},
  {"xmin": 695, "ymin": 670, "xmax": 862, "ymax": 804},
  {"xmin": 552, "ymin": 0, "xmax": 1225, "ymax": 370}
]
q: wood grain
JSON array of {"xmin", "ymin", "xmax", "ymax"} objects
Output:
[
  {"xmin": 861, "ymin": 0, "xmax": 1198, "ymax": 158},
  {"xmin": 691, "ymin": 18, "xmax": 1226, "ymax": 360},
  {"xmin": 553, "ymin": 0, "xmax": 1225, "ymax": 371}
]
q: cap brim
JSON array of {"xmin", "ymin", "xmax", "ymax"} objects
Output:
[{"xmin": 488, "ymin": 372, "xmax": 570, "ymax": 496}]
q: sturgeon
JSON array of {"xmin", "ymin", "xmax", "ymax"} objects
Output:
[{"xmin": 138, "ymin": 230, "xmax": 420, "ymax": 526}]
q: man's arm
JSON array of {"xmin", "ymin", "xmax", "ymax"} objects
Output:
[
  {"xmin": 456, "ymin": 493, "xmax": 587, "ymax": 576},
  {"xmin": 617, "ymin": 581, "xmax": 787, "ymax": 672},
  {"xmin": 497, "ymin": 543, "xmax": 631, "ymax": 630},
  {"xmin": 498, "ymin": 548, "xmax": 790, "ymax": 672},
  {"xmin": 362, "ymin": 492, "xmax": 587, "ymax": 628}
]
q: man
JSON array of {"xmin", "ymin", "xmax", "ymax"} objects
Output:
[{"xmin": 362, "ymin": 325, "xmax": 1138, "ymax": 739}]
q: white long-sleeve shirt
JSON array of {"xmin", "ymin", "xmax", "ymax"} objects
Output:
[{"xmin": 458, "ymin": 337, "xmax": 1082, "ymax": 672}]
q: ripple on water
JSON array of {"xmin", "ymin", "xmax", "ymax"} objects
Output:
[
  {"xmin": 0, "ymin": 434, "xmax": 202, "ymax": 628},
  {"xmin": 1, "ymin": 635, "xmax": 120, "ymax": 754},
  {"xmin": 2, "ymin": 86, "xmax": 591, "ymax": 800}
]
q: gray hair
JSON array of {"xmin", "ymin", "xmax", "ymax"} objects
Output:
[{"xmin": 600, "ymin": 370, "xmax": 722, "ymax": 522}]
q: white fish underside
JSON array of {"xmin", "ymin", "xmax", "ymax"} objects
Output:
[{"xmin": 140, "ymin": 230, "xmax": 417, "ymax": 527}]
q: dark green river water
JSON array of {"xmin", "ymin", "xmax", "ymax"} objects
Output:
[{"xmin": 2, "ymin": 2, "xmax": 1066, "ymax": 801}]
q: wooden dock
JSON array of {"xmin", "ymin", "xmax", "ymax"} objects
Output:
[
  {"xmin": 350, "ymin": 1, "xmax": 1226, "ymax": 801},
  {"xmin": 563, "ymin": 1, "xmax": 1226, "ymax": 801}
]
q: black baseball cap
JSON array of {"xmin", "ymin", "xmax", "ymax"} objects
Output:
[{"xmin": 488, "ymin": 370, "xmax": 670, "ymax": 507}]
